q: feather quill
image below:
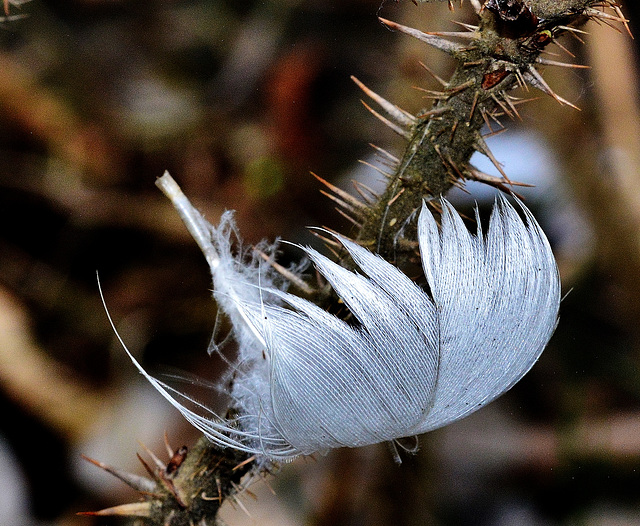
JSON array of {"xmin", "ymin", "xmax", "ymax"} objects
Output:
[{"xmin": 114, "ymin": 173, "xmax": 560, "ymax": 462}]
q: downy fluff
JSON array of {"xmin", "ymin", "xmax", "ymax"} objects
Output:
[{"xmin": 116, "ymin": 173, "xmax": 560, "ymax": 462}]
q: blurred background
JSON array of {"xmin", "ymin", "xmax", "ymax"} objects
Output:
[{"xmin": 1, "ymin": 0, "xmax": 640, "ymax": 524}]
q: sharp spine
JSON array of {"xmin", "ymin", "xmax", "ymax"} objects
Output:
[
  {"xmin": 358, "ymin": 158, "xmax": 393, "ymax": 178},
  {"xmin": 378, "ymin": 17, "xmax": 464, "ymax": 55},
  {"xmin": 360, "ymin": 100, "xmax": 412, "ymax": 139},
  {"xmin": 474, "ymin": 134, "xmax": 510, "ymax": 182},
  {"xmin": 81, "ymin": 455, "xmax": 158, "ymax": 493},
  {"xmin": 335, "ymin": 207, "xmax": 364, "ymax": 228},
  {"xmin": 351, "ymin": 76, "xmax": 416, "ymax": 128},
  {"xmin": 451, "ymin": 20, "xmax": 479, "ymax": 32},
  {"xmin": 138, "ymin": 441, "xmax": 167, "ymax": 471},
  {"xmin": 352, "ymin": 178, "xmax": 381, "ymax": 201},
  {"xmin": 256, "ymin": 250, "xmax": 314, "ymax": 295},
  {"xmin": 319, "ymin": 189, "xmax": 363, "ymax": 217},
  {"xmin": 417, "ymin": 106, "xmax": 451, "ymax": 120},
  {"xmin": 78, "ymin": 502, "xmax": 153, "ymax": 518},
  {"xmin": 369, "ymin": 143, "xmax": 400, "ymax": 164},
  {"xmin": 311, "ymin": 172, "xmax": 367, "ymax": 210},
  {"xmin": 419, "ymin": 61, "xmax": 448, "ymax": 87},
  {"xmin": 424, "ymin": 31, "xmax": 479, "ymax": 40},
  {"xmin": 524, "ymin": 65, "xmax": 581, "ymax": 110},
  {"xmin": 536, "ymin": 57, "xmax": 590, "ymax": 69},
  {"xmin": 491, "ymin": 93, "xmax": 514, "ymax": 119},
  {"xmin": 552, "ymin": 38, "xmax": 578, "ymax": 57},
  {"xmin": 467, "ymin": 166, "xmax": 532, "ymax": 188}
]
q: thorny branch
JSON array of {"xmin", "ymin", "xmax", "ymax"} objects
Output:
[{"xmin": 84, "ymin": 1, "xmax": 630, "ymax": 524}]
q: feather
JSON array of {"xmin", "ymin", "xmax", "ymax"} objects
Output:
[{"xmin": 117, "ymin": 174, "xmax": 560, "ymax": 462}]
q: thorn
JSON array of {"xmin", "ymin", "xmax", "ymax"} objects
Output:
[
  {"xmin": 424, "ymin": 30, "xmax": 479, "ymax": 40},
  {"xmin": 585, "ymin": 7, "xmax": 630, "ymax": 33},
  {"xmin": 536, "ymin": 58, "xmax": 590, "ymax": 69},
  {"xmin": 612, "ymin": 4, "xmax": 633, "ymax": 39},
  {"xmin": 378, "ymin": 17, "xmax": 464, "ymax": 55},
  {"xmin": 137, "ymin": 453, "xmax": 162, "ymax": 483},
  {"xmin": 433, "ymin": 144, "xmax": 455, "ymax": 180},
  {"xmin": 584, "ymin": 7, "xmax": 625, "ymax": 34},
  {"xmin": 447, "ymin": 79, "xmax": 475, "ymax": 95},
  {"xmin": 556, "ymin": 25, "xmax": 588, "ymax": 36},
  {"xmin": 502, "ymin": 93, "xmax": 522, "ymax": 120},
  {"xmin": 352, "ymin": 179, "xmax": 380, "ymax": 202},
  {"xmin": 81, "ymin": 455, "xmax": 158, "ymax": 493},
  {"xmin": 237, "ymin": 483, "xmax": 258, "ymax": 501},
  {"xmin": 201, "ymin": 492, "xmax": 222, "ymax": 502},
  {"xmin": 467, "ymin": 167, "xmax": 533, "ymax": 187},
  {"xmin": 480, "ymin": 107, "xmax": 504, "ymax": 131},
  {"xmin": 138, "ymin": 441, "xmax": 166, "ymax": 471},
  {"xmin": 561, "ymin": 29, "xmax": 587, "ymax": 46},
  {"xmin": 358, "ymin": 159, "xmax": 392, "ymax": 179},
  {"xmin": 215, "ymin": 475, "xmax": 223, "ymax": 504},
  {"xmin": 514, "ymin": 69, "xmax": 528, "ymax": 91},
  {"xmin": 468, "ymin": 91, "xmax": 480, "ymax": 123},
  {"xmin": 539, "ymin": 48, "xmax": 564, "ymax": 58},
  {"xmin": 418, "ymin": 61, "xmax": 447, "ymax": 87},
  {"xmin": 387, "ymin": 187, "xmax": 405, "ymax": 206},
  {"xmin": 311, "ymin": 172, "xmax": 367, "ymax": 210},
  {"xmin": 449, "ymin": 119, "xmax": 460, "ymax": 143},
  {"xmin": 135, "ymin": 449, "xmax": 188, "ymax": 509},
  {"xmin": 309, "ymin": 230, "xmax": 342, "ymax": 250},
  {"xmin": 451, "ymin": 20, "xmax": 479, "ymax": 32},
  {"xmin": 453, "ymin": 180, "xmax": 469, "ymax": 193},
  {"xmin": 551, "ymin": 38, "xmax": 577, "ymax": 58},
  {"xmin": 77, "ymin": 502, "xmax": 153, "ymax": 518},
  {"xmin": 325, "ymin": 245, "xmax": 342, "ymax": 260},
  {"xmin": 491, "ymin": 93, "xmax": 513, "ymax": 119},
  {"xmin": 416, "ymin": 106, "xmax": 452, "ymax": 119},
  {"xmin": 369, "ymin": 142, "xmax": 400, "ymax": 163},
  {"xmin": 360, "ymin": 99, "xmax": 412, "ymax": 139},
  {"xmin": 480, "ymin": 108, "xmax": 493, "ymax": 132},
  {"xmin": 505, "ymin": 93, "xmax": 540, "ymax": 106},
  {"xmin": 255, "ymin": 250, "xmax": 314, "ymax": 295},
  {"xmin": 351, "ymin": 76, "xmax": 416, "ymax": 128},
  {"xmin": 429, "ymin": 199, "xmax": 443, "ymax": 214},
  {"xmin": 233, "ymin": 455, "xmax": 257, "ymax": 472},
  {"xmin": 311, "ymin": 225, "xmax": 352, "ymax": 242},
  {"xmin": 231, "ymin": 493, "xmax": 252, "ymax": 518},
  {"xmin": 474, "ymin": 134, "xmax": 511, "ymax": 183},
  {"xmin": 319, "ymin": 189, "xmax": 363, "ymax": 216},
  {"xmin": 335, "ymin": 207, "xmax": 363, "ymax": 228},
  {"xmin": 259, "ymin": 471, "xmax": 277, "ymax": 496},
  {"xmin": 466, "ymin": 169, "xmax": 524, "ymax": 199},
  {"xmin": 163, "ymin": 432, "xmax": 174, "ymax": 459},
  {"xmin": 482, "ymin": 127, "xmax": 509, "ymax": 140},
  {"xmin": 413, "ymin": 86, "xmax": 448, "ymax": 100},
  {"xmin": 444, "ymin": 153, "xmax": 465, "ymax": 180},
  {"xmin": 524, "ymin": 65, "xmax": 581, "ymax": 110}
]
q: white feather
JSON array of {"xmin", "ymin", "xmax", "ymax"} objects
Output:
[{"xmin": 118, "ymin": 173, "xmax": 560, "ymax": 462}]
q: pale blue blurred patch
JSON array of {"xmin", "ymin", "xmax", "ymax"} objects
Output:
[
  {"xmin": 0, "ymin": 435, "xmax": 31, "ymax": 526},
  {"xmin": 451, "ymin": 129, "xmax": 557, "ymax": 203}
]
